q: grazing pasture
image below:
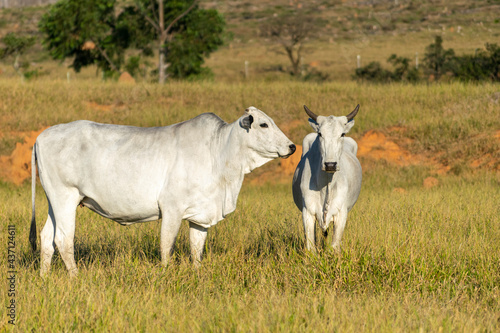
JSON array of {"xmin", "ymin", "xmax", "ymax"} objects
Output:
[{"xmin": 1, "ymin": 79, "xmax": 499, "ymax": 331}]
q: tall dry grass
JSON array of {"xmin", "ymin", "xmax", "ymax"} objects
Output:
[
  {"xmin": 0, "ymin": 79, "xmax": 499, "ymax": 331},
  {"xmin": 1, "ymin": 79, "xmax": 498, "ymax": 170}
]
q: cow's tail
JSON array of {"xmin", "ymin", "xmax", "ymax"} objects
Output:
[{"xmin": 29, "ymin": 143, "xmax": 37, "ymax": 252}]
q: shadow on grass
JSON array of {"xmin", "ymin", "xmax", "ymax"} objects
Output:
[
  {"xmin": 18, "ymin": 231, "xmax": 194, "ymax": 272},
  {"xmin": 19, "ymin": 224, "xmax": 308, "ymax": 271}
]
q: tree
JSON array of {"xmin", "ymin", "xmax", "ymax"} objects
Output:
[
  {"xmin": 135, "ymin": 0, "xmax": 197, "ymax": 83},
  {"xmin": 0, "ymin": 32, "xmax": 36, "ymax": 76},
  {"xmin": 260, "ymin": 12, "xmax": 315, "ymax": 77},
  {"xmin": 39, "ymin": 0, "xmax": 225, "ymax": 81},
  {"xmin": 423, "ymin": 36, "xmax": 455, "ymax": 80},
  {"xmin": 39, "ymin": 0, "xmax": 123, "ymax": 77},
  {"xmin": 121, "ymin": 0, "xmax": 225, "ymax": 82}
]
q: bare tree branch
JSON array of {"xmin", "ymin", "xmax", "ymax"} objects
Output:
[
  {"xmin": 135, "ymin": 1, "xmax": 161, "ymax": 31},
  {"xmin": 90, "ymin": 38, "xmax": 120, "ymax": 73},
  {"xmin": 260, "ymin": 13, "xmax": 314, "ymax": 76}
]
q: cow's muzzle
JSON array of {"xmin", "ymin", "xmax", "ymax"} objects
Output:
[
  {"xmin": 324, "ymin": 162, "xmax": 338, "ymax": 173},
  {"xmin": 280, "ymin": 144, "xmax": 296, "ymax": 158}
]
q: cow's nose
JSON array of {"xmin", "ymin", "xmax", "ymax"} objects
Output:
[
  {"xmin": 324, "ymin": 162, "xmax": 337, "ymax": 172},
  {"xmin": 289, "ymin": 144, "xmax": 296, "ymax": 154}
]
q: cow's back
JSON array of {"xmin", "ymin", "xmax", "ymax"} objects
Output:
[{"xmin": 35, "ymin": 116, "xmax": 226, "ymax": 223}]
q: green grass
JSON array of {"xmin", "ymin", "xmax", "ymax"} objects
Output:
[
  {"xmin": 1, "ymin": 173, "xmax": 499, "ymax": 331},
  {"xmin": 0, "ymin": 78, "xmax": 499, "ymax": 331},
  {"xmin": 0, "ymin": 1, "xmax": 499, "ymax": 330}
]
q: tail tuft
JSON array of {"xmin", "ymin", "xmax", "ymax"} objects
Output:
[{"xmin": 29, "ymin": 216, "xmax": 37, "ymax": 252}]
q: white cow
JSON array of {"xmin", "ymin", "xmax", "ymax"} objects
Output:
[
  {"xmin": 29, "ymin": 107, "xmax": 296, "ymax": 277},
  {"xmin": 292, "ymin": 105, "xmax": 362, "ymax": 253}
]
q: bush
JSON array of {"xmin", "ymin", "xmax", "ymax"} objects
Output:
[
  {"xmin": 452, "ymin": 43, "xmax": 500, "ymax": 82},
  {"xmin": 354, "ymin": 55, "xmax": 420, "ymax": 83},
  {"xmin": 354, "ymin": 37, "xmax": 500, "ymax": 83}
]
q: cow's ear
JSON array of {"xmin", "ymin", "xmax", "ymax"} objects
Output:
[
  {"xmin": 308, "ymin": 118, "xmax": 319, "ymax": 132},
  {"xmin": 344, "ymin": 120, "xmax": 355, "ymax": 133},
  {"xmin": 241, "ymin": 114, "xmax": 254, "ymax": 129}
]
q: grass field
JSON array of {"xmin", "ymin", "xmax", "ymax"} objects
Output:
[{"xmin": 1, "ymin": 79, "xmax": 499, "ymax": 331}]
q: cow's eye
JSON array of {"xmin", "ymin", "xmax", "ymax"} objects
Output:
[
  {"xmin": 341, "ymin": 133, "xmax": 345, "ymax": 137},
  {"xmin": 260, "ymin": 123, "xmax": 268, "ymax": 128}
]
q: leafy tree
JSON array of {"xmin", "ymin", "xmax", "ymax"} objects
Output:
[
  {"xmin": 423, "ymin": 36, "xmax": 455, "ymax": 80},
  {"xmin": 0, "ymin": 32, "xmax": 36, "ymax": 76},
  {"xmin": 39, "ymin": 0, "xmax": 225, "ymax": 81},
  {"xmin": 39, "ymin": 0, "xmax": 123, "ymax": 77},
  {"xmin": 120, "ymin": 0, "xmax": 225, "ymax": 81}
]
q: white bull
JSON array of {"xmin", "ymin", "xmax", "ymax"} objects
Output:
[
  {"xmin": 292, "ymin": 105, "xmax": 362, "ymax": 252},
  {"xmin": 30, "ymin": 107, "xmax": 296, "ymax": 277}
]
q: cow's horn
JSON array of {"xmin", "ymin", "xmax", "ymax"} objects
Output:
[
  {"xmin": 304, "ymin": 105, "xmax": 318, "ymax": 122},
  {"xmin": 346, "ymin": 104, "xmax": 360, "ymax": 122}
]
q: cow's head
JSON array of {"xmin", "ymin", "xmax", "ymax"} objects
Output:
[
  {"xmin": 304, "ymin": 104, "xmax": 359, "ymax": 173},
  {"xmin": 239, "ymin": 107, "xmax": 296, "ymax": 162}
]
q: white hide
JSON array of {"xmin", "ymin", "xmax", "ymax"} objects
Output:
[
  {"xmin": 292, "ymin": 107, "xmax": 362, "ymax": 253},
  {"xmin": 30, "ymin": 107, "xmax": 295, "ymax": 276}
]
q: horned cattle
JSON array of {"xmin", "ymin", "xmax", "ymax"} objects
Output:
[{"xmin": 292, "ymin": 104, "xmax": 362, "ymax": 252}]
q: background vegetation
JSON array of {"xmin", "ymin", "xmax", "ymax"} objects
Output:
[
  {"xmin": 0, "ymin": 0, "xmax": 499, "ymax": 331},
  {"xmin": 1, "ymin": 0, "xmax": 500, "ymax": 82},
  {"xmin": 0, "ymin": 80, "xmax": 499, "ymax": 331}
]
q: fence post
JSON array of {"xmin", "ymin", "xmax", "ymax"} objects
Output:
[
  {"xmin": 357, "ymin": 55, "xmax": 361, "ymax": 69},
  {"xmin": 415, "ymin": 52, "xmax": 419, "ymax": 69},
  {"xmin": 244, "ymin": 60, "xmax": 248, "ymax": 79}
]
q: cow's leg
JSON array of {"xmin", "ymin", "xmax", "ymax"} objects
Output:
[
  {"xmin": 160, "ymin": 216, "xmax": 183, "ymax": 266},
  {"xmin": 40, "ymin": 204, "xmax": 56, "ymax": 278},
  {"xmin": 189, "ymin": 222, "xmax": 208, "ymax": 267},
  {"xmin": 331, "ymin": 208, "xmax": 348, "ymax": 253},
  {"xmin": 52, "ymin": 200, "xmax": 79, "ymax": 277},
  {"xmin": 302, "ymin": 208, "xmax": 316, "ymax": 252}
]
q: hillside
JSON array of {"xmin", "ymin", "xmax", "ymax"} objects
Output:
[{"xmin": 0, "ymin": 0, "xmax": 499, "ymax": 81}]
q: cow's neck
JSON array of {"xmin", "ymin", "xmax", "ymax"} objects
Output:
[{"xmin": 213, "ymin": 123, "xmax": 255, "ymax": 216}]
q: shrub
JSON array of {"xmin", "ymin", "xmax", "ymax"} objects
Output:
[
  {"xmin": 452, "ymin": 43, "xmax": 500, "ymax": 82},
  {"xmin": 354, "ymin": 55, "xmax": 420, "ymax": 83}
]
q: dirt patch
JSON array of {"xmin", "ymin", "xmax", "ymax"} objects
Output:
[
  {"xmin": 423, "ymin": 176, "xmax": 439, "ymax": 189},
  {"xmin": 1, "ymin": 125, "xmax": 498, "ymax": 186},
  {"xmin": 118, "ymin": 72, "xmax": 136, "ymax": 84},
  {"xmin": 84, "ymin": 100, "xmax": 127, "ymax": 113},
  {"xmin": 0, "ymin": 128, "xmax": 47, "ymax": 185},
  {"xmin": 357, "ymin": 130, "xmax": 417, "ymax": 166},
  {"xmin": 280, "ymin": 145, "xmax": 303, "ymax": 175}
]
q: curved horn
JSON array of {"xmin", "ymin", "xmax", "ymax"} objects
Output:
[
  {"xmin": 346, "ymin": 104, "xmax": 360, "ymax": 122},
  {"xmin": 304, "ymin": 105, "xmax": 318, "ymax": 122}
]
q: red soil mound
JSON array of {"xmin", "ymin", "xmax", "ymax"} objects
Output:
[
  {"xmin": 0, "ymin": 128, "xmax": 47, "ymax": 185},
  {"xmin": 280, "ymin": 145, "xmax": 303, "ymax": 175},
  {"xmin": 0, "ymin": 126, "xmax": 498, "ymax": 185},
  {"xmin": 357, "ymin": 130, "xmax": 415, "ymax": 166}
]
